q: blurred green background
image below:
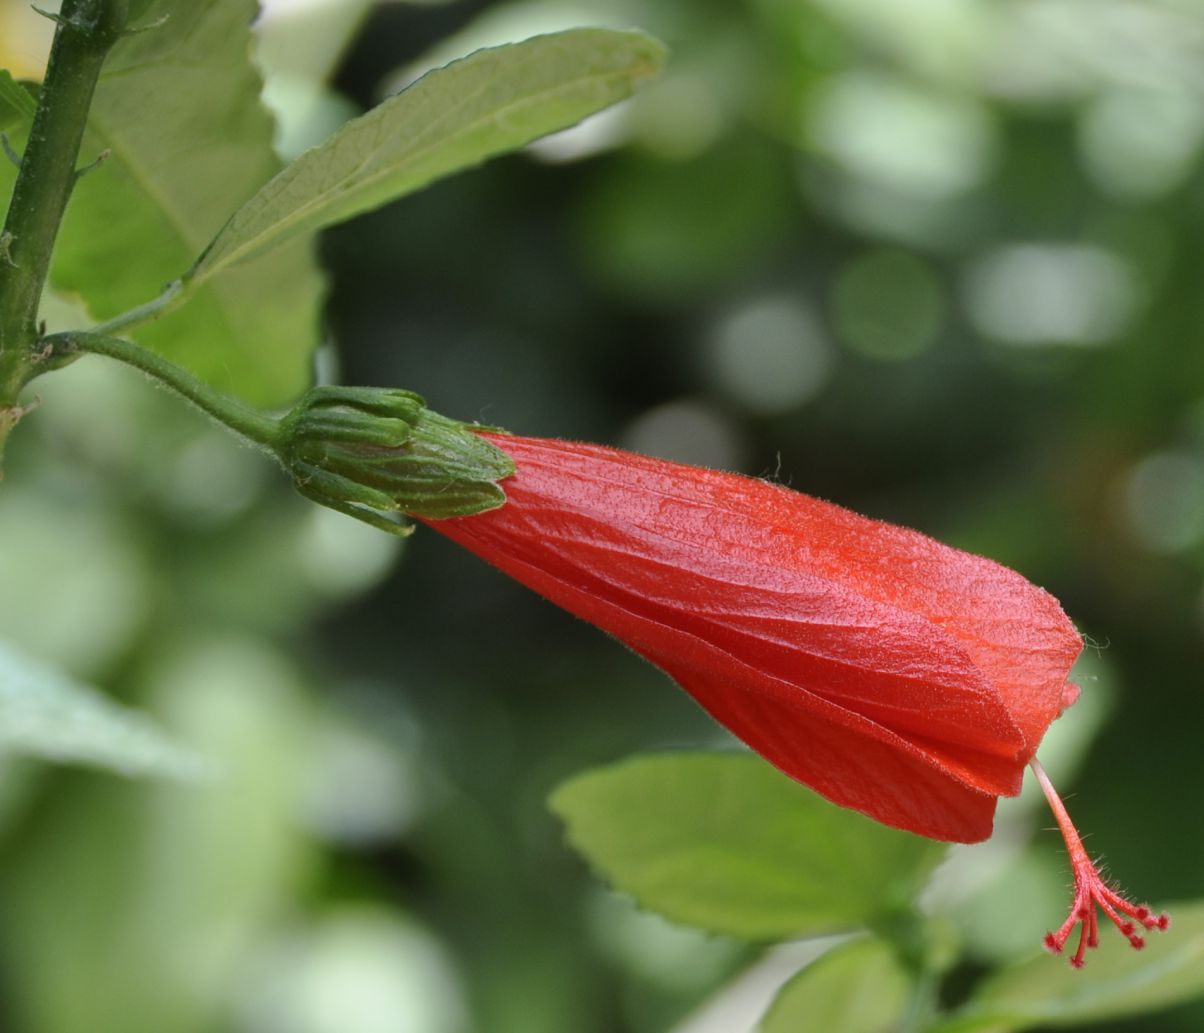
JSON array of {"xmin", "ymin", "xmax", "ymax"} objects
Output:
[{"xmin": 1, "ymin": 0, "xmax": 1203, "ymax": 1030}]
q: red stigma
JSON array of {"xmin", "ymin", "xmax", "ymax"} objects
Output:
[{"xmin": 1031, "ymin": 759, "xmax": 1169, "ymax": 968}]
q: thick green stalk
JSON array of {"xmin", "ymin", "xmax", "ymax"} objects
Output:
[
  {"xmin": 48, "ymin": 332, "xmax": 284, "ymax": 449},
  {"xmin": 0, "ymin": 0, "xmax": 128, "ymax": 457}
]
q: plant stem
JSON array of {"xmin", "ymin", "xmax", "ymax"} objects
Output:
[
  {"xmin": 90, "ymin": 278, "xmax": 185, "ymax": 337},
  {"xmin": 48, "ymin": 331, "xmax": 283, "ymax": 449},
  {"xmin": 0, "ymin": 0, "xmax": 129, "ymax": 456}
]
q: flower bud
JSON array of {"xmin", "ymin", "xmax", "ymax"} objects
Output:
[{"xmin": 276, "ymin": 387, "xmax": 514, "ymax": 533}]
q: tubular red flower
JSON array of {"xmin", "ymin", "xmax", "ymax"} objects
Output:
[
  {"xmin": 427, "ymin": 434, "xmax": 1084, "ymax": 844},
  {"xmin": 423, "ymin": 432, "xmax": 1169, "ymax": 963}
]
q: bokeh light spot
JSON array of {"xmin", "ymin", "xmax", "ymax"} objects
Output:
[
  {"xmin": 831, "ymin": 249, "xmax": 945, "ymax": 361},
  {"xmin": 238, "ymin": 909, "xmax": 467, "ymax": 1033},
  {"xmin": 705, "ymin": 295, "xmax": 833, "ymax": 413},
  {"xmin": 1117, "ymin": 450, "xmax": 1204, "ymax": 554},
  {"xmin": 299, "ymin": 505, "xmax": 401, "ymax": 597},
  {"xmin": 964, "ymin": 244, "xmax": 1137, "ymax": 346},
  {"xmin": 171, "ymin": 431, "xmax": 268, "ymax": 526},
  {"xmin": 1078, "ymin": 86, "xmax": 1204, "ymax": 201},
  {"xmin": 301, "ymin": 707, "xmax": 426, "ymax": 846},
  {"xmin": 621, "ymin": 400, "xmax": 748, "ymax": 471},
  {"xmin": 809, "ymin": 71, "xmax": 995, "ymax": 200}
]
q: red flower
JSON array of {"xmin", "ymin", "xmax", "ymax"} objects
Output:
[
  {"xmin": 429, "ymin": 434, "xmax": 1079, "ymax": 842},
  {"xmin": 426, "ymin": 433, "xmax": 1168, "ymax": 961}
]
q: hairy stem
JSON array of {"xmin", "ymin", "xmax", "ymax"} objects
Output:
[{"xmin": 47, "ymin": 332, "xmax": 283, "ymax": 449}]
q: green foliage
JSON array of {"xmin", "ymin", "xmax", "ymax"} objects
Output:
[
  {"xmin": 549, "ymin": 751, "xmax": 945, "ymax": 939},
  {"xmin": 13, "ymin": 0, "xmax": 325, "ymax": 406},
  {"xmin": 759, "ymin": 937, "xmax": 911, "ymax": 1033},
  {"xmin": 0, "ymin": 637, "xmax": 316, "ymax": 1033},
  {"xmin": 2, "ymin": 1, "xmax": 1204, "ymax": 1031},
  {"xmin": 0, "ymin": 70, "xmax": 35, "ymax": 128},
  {"xmin": 192, "ymin": 28, "xmax": 667, "ymax": 280},
  {"xmin": 932, "ymin": 901, "xmax": 1204, "ymax": 1033},
  {"xmin": 0, "ymin": 640, "xmax": 204, "ymax": 780},
  {"xmin": 578, "ymin": 134, "xmax": 799, "ymax": 300}
]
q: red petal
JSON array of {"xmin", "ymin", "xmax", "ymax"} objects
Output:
[
  {"xmin": 425, "ymin": 435, "xmax": 1084, "ymax": 839},
  {"xmin": 482, "ymin": 437, "xmax": 1081, "ymax": 754},
  {"xmin": 682, "ymin": 671, "xmax": 1001, "ymax": 843},
  {"xmin": 435, "ymin": 512, "xmax": 1004, "ymax": 840},
  {"xmin": 1059, "ymin": 681, "xmax": 1081, "ymax": 713}
]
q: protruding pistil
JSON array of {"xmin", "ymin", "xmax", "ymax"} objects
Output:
[{"xmin": 1030, "ymin": 758, "xmax": 1169, "ymax": 968}]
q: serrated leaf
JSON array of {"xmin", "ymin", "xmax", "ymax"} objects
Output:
[
  {"xmin": 47, "ymin": 0, "xmax": 323, "ymax": 405},
  {"xmin": 191, "ymin": 28, "xmax": 667, "ymax": 280},
  {"xmin": 0, "ymin": 641, "xmax": 208, "ymax": 781},
  {"xmin": 760, "ymin": 937, "xmax": 911, "ymax": 1033},
  {"xmin": 548, "ymin": 752, "xmax": 945, "ymax": 940},
  {"xmin": 928, "ymin": 901, "xmax": 1204, "ymax": 1033},
  {"xmin": 0, "ymin": 69, "xmax": 36, "ymax": 129}
]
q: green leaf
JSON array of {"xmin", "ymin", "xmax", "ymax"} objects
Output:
[
  {"xmin": 929, "ymin": 901, "xmax": 1204, "ymax": 1033},
  {"xmin": 0, "ymin": 69, "xmax": 36, "ymax": 129},
  {"xmin": 0, "ymin": 638, "xmax": 316, "ymax": 1033},
  {"xmin": 191, "ymin": 28, "xmax": 667, "ymax": 280},
  {"xmin": 47, "ymin": 0, "xmax": 324, "ymax": 405},
  {"xmin": 760, "ymin": 937, "xmax": 912, "ymax": 1033},
  {"xmin": 548, "ymin": 752, "xmax": 945, "ymax": 940},
  {"xmin": 0, "ymin": 641, "xmax": 208, "ymax": 781}
]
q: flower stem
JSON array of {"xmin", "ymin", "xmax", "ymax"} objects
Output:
[
  {"xmin": 0, "ymin": 0, "xmax": 129, "ymax": 459},
  {"xmin": 47, "ymin": 331, "xmax": 283, "ymax": 449}
]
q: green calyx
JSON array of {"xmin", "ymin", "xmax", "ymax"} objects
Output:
[{"xmin": 277, "ymin": 386, "xmax": 515, "ymax": 535}]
